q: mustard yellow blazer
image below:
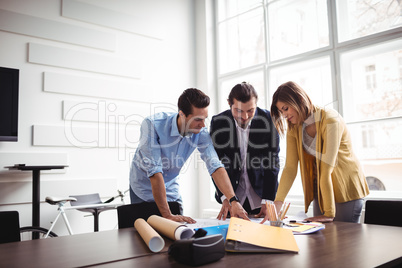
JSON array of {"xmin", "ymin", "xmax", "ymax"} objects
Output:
[{"xmin": 275, "ymin": 106, "xmax": 369, "ymax": 217}]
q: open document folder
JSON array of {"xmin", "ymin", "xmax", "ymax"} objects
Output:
[
  {"xmin": 225, "ymin": 217, "xmax": 299, "ymax": 253},
  {"xmin": 284, "ymin": 221, "xmax": 325, "ymax": 234}
]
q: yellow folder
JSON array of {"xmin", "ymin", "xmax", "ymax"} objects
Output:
[{"xmin": 225, "ymin": 217, "xmax": 299, "ymax": 253}]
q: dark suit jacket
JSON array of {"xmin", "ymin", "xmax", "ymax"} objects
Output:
[{"xmin": 210, "ymin": 107, "xmax": 280, "ymax": 205}]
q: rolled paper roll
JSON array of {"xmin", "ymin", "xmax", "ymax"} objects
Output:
[
  {"xmin": 147, "ymin": 215, "xmax": 194, "ymax": 240},
  {"xmin": 134, "ymin": 218, "xmax": 165, "ymax": 252}
]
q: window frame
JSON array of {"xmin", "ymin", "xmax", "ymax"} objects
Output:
[{"xmin": 205, "ymin": 0, "xmax": 402, "ymax": 213}]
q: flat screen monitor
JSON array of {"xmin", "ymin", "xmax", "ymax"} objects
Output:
[{"xmin": 0, "ymin": 67, "xmax": 19, "ymax": 142}]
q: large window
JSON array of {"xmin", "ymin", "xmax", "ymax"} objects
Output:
[
  {"xmin": 336, "ymin": 0, "xmax": 401, "ymax": 42},
  {"xmin": 268, "ymin": 0, "xmax": 329, "ymax": 61},
  {"xmin": 213, "ymin": 0, "xmax": 402, "ymax": 204}
]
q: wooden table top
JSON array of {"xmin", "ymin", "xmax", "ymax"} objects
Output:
[{"xmin": 0, "ymin": 221, "xmax": 401, "ymax": 268}]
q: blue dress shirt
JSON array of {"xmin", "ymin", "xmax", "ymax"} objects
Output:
[{"xmin": 129, "ymin": 112, "xmax": 223, "ymax": 203}]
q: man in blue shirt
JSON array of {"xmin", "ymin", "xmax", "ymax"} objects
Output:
[{"xmin": 129, "ymin": 88, "xmax": 249, "ymax": 223}]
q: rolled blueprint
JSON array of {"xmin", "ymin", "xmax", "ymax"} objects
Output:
[
  {"xmin": 147, "ymin": 215, "xmax": 195, "ymax": 240},
  {"xmin": 134, "ymin": 218, "xmax": 165, "ymax": 252}
]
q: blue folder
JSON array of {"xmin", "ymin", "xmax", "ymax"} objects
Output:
[{"xmin": 195, "ymin": 224, "xmax": 229, "ymax": 240}]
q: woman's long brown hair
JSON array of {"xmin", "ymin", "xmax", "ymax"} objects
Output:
[{"xmin": 270, "ymin": 81, "xmax": 314, "ymax": 136}]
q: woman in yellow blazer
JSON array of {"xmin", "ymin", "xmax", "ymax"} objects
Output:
[{"xmin": 269, "ymin": 81, "xmax": 369, "ymax": 223}]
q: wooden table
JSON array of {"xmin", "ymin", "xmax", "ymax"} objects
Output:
[
  {"xmin": 0, "ymin": 227, "xmax": 168, "ymax": 268},
  {"xmin": 0, "ymin": 222, "xmax": 401, "ymax": 268}
]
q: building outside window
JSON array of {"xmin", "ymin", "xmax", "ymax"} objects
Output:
[
  {"xmin": 365, "ymin": 64, "xmax": 377, "ymax": 91},
  {"xmin": 209, "ymin": 0, "xmax": 402, "ymax": 211}
]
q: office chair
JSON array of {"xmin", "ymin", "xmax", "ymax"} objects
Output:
[
  {"xmin": 364, "ymin": 200, "xmax": 402, "ymax": 227},
  {"xmin": 0, "ymin": 211, "xmax": 21, "ymax": 243},
  {"xmin": 117, "ymin": 201, "xmax": 181, "ymax": 229},
  {"xmin": 69, "ymin": 193, "xmax": 116, "ymax": 232}
]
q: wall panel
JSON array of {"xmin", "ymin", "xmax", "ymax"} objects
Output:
[
  {"xmin": 32, "ymin": 124, "xmax": 141, "ymax": 149},
  {"xmin": 28, "ymin": 43, "xmax": 141, "ymax": 78},
  {"xmin": 0, "ymin": 8, "xmax": 116, "ymax": 51},
  {"xmin": 44, "ymin": 72, "xmax": 152, "ymax": 102},
  {"xmin": 62, "ymin": 0, "xmax": 165, "ymax": 40},
  {"xmin": 62, "ymin": 100, "xmax": 152, "ymax": 123}
]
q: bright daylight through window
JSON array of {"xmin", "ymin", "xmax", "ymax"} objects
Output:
[{"xmin": 214, "ymin": 0, "xmax": 402, "ymax": 200}]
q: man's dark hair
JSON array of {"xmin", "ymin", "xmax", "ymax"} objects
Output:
[
  {"xmin": 178, "ymin": 88, "xmax": 210, "ymax": 116},
  {"xmin": 227, "ymin": 82, "xmax": 258, "ymax": 106}
]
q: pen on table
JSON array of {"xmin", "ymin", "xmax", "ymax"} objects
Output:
[
  {"xmin": 265, "ymin": 201, "xmax": 275, "ymax": 221},
  {"xmin": 265, "ymin": 201, "xmax": 271, "ymax": 220},
  {"xmin": 272, "ymin": 203, "xmax": 278, "ymax": 221},
  {"xmin": 281, "ymin": 202, "xmax": 291, "ymax": 221},
  {"xmin": 268, "ymin": 202, "xmax": 275, "ymax": 221},
  {"xmin": 265, "ymin": 201, "xmax": 270, "ymax": 220},
  {"xmin": 269, "ymin": 202, "xmax": 278, "ymax": 222},
  {"xmin": 278, "ymin": 202, "xmax": 286, "ymax": 220}
]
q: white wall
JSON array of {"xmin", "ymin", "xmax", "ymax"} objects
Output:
[{"xmin": 0, "ymin": 0, "xmax": 201, "ymax": 235}]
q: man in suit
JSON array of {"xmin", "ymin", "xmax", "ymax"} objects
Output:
[{"xmin": 210, "ymin": 82, "xmax": 280, "ymax": 219}]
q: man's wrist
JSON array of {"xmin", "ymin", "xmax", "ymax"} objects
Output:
[{"xmin": 229, "ymin": 195, "xmax": 239, "ymax": 204}]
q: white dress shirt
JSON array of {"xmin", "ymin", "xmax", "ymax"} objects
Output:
[
  {"xmin": 221, "ymin": 119, "xmax": 264, "ymax": 211},
  {"xmin": 302, "ymin": 113, "xmax": 317, "ymax": 157}
]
